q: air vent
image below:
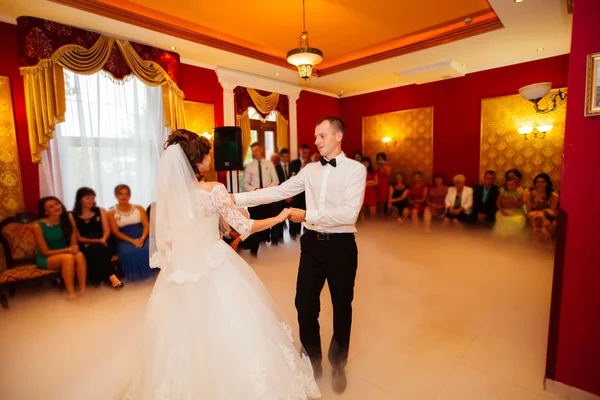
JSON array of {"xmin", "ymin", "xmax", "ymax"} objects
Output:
[{"xmin": 399, "ymin": 61, "xmax": 465, "ymax": 85}]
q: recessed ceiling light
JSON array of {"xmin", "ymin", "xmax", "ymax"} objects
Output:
[
  {"xmin": 394, "ymin": 78, "xmax": 399, "ymax": 82},
  {"xmin": 169, "ymin": 46, "xmax": 176, "ymax": 50},
  {"xmin": 462, "ymin": 64, "xmax": 467, "ymax": 68},
  {"xmin": 275, "ymin": 73, "xmax": 280, "ymax": 76},
  {"xmin": 537, "ymin": 47, "xmax": 544, "ymax": 51},
  {"xmin": 340, "ymin": 90, "xmax": 344, "ymax": 94}
]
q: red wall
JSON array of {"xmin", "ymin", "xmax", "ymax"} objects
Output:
[
  {"xmin": 340, "ymin": 55, "xmax": 570, "ymax": 184},
  {"xmin": 296, "ymin": 90, "xmax": 341, "ymax": 154},
  {"xmin": 550, "ymin": 0, "xmax": 600, "ymax": 395},
  {"xmin": 0, "ymin": 22, "xmax": 39, "ymax": 213},
  {"xmin": 179, "ymin": 63, "xmax": 223, "ymax": 128}
]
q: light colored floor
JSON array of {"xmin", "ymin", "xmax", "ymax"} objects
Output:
[{"xmin": 0, "ymin": 221, "xmax": 562, "ymax": 400}]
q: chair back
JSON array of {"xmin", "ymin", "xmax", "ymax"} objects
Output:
[{"xmin": 0, "ymin": 212, "xmax": 39, "ymax": 270}]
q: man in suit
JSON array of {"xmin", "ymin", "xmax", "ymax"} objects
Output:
[
  {"xmin": 287, "ymin": 144, "xmax": 311, "ymax": 239},
  {"xmin": 470, "ymin": 170, "xmax": 500, "ymax": 226},
  {"xmin": 273, "ymin": 148, "xmax": 293, "ymax": 242},
  {"xmin": 242, "ymin": 142, "xmax": 280, "ymax": 247}
]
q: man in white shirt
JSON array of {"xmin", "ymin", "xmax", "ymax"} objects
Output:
[
  {"xmin": 242, "ymin": 142, "xmax": 280, "ymax": 246},
  {"xmin": 233, "ymin": 117, "xmax": 366, "ymax": 393}
]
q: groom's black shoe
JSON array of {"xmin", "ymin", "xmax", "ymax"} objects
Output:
[
  {"xmin": 310, "ymin": 357, "xmax": 322, "ymax": 379},
  {"xmin": 332, "ymin": 365, "xmax": 347, "ymax": 394}
]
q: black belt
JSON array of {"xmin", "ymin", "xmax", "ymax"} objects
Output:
[{"xmin": 304, "ymin": 229, "xmax": 354, "ymax": 241}]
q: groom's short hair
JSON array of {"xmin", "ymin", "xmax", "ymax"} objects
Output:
[{"xmin": 316, "ymin": 116, "xmax": 345, "ymax": 137}]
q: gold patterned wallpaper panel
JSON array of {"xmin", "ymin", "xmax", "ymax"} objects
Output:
[
  {"xmin": 480, "ymin": 89, "xmax": 566, "ymax": 188},
  {"xmin": 0, "ymin": 76, "xmax": 26, "ymax": 271},
  {"xmin": 184, "ymin": 101, "xmax": 215, "ymax": 181},
  {"xmin": 363, "ymin": 107, "xmax": 434, "ymax": 184}
]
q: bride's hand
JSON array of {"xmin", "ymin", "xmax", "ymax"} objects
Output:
[{"xmin": 278, "ymin": 208, "xmax": 292, "ymax": 222}]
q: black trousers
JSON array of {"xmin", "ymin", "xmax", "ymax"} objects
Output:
[
  {"xmin": 295, "ymin": 230, "xmax": 358, "ymax": 366},
  {"xmin": 248, "ymin": 204, "xmax": 279, "ymax": 244},
  {"xmin": 289, "ymin": 220, "xmax": 303, "ymax": 238}
]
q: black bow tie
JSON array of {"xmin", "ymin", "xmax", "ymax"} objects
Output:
[{"xmin": 320, "ymin": 157, "xmax": 337, "ymax": 167}]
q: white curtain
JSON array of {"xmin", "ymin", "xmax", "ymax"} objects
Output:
[{"xmin": 40, "ymin": 70, "xmax": 168, "ymax": 209}]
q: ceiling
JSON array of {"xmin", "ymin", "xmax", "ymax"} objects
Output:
[
  {"xmin": 74, "ymin": 0, "xmax": 500, "ymax": 74},
  {"xmin": 0, "ymin": 0, "xmax": 572, "ymax": 97}
]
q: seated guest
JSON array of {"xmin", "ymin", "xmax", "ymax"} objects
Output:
[
  {"xmin": 424, "ymin": 173, "xmax": 448, "ymax": 233},
  {"xmin": 494, "ymin": 176, "xmax": 526, "ymax": 237},
  {"xmin": 352, "ymin": 151, "xmax": 364, "ymax": 162},
  {"xmin": 506, "ymin": 168, "xmax": 526, "ymax": 189},
  {"xmin": 471, "ymin": 170, "xmax": 500, "ymax": 226},
  {"xmin": 220, "ymin": 208, "xmax": 259, "ymax": 255},
  {"xmin": 310, "ymin": 152, "xmax": 320, "ymax": 163},
  {"xmin": 72, "ymin": 187, "xmax": 123, "ymax": 289},
  {"xmin": 526, "ymin": 173, "xmax": 559, "ymax": 241},
  {"xmin": 107, "ymin": 184, "xmax": 153, "ymax": 281},
  {"xmin": 33, "ymin": 197, "xmax": 87, "ymax": 299},
  {"xmin": 443, "ymin": 175, "xmax": 473, "ymax": 226},
  {"xmin": 375, "ymin": 152, "xmax": 392, "ymax": 216},
  {"xmin": 361, "ymin": 157, "xmax": 378, "ymax": 221},
  {"xmin": 387, "ymin": 172, "xmax": 410, "ymax": 223},
  {"xmin": 403, "ymin": 171, "xmax": 428, "ymax": 227}
]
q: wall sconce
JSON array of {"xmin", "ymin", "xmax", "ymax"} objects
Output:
[
  {"xmin": 201, "ymin": 131, "xmax": 213, "ymax": 140},
  {"xmin": 518, "ymin": 124, "xmax": 553, "ymax": 140},
  {"xmin": 381, "ymin": 136, "xmax": 398, "ymax": 148},
  {"xmin": 518, "ymin": 82, "xmax": 566, "ymax": 114}
]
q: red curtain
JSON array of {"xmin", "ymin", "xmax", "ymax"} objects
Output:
[
  {"xmin": 17, "ymin": 16, "xmax": 181, "ymax": 84},
  {"xmin": 234, "ymin": 86, "xmax": 288, "ymax": 119}
]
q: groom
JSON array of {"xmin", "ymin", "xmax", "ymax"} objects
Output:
[{"xmin": 233, "ymin": 117, "xmax": 366, "ymax": 393}]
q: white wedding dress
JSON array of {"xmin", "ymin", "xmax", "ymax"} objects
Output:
[{"xmin": 122, "ymin": 144, "xmax": 320, "ymax": 400}]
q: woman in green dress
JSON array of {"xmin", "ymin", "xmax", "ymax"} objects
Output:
[
  {"xmin": 493, "ymin": 176, "xmax": 527, "ymax": 237},
  {"xmin": 32, "ymin": 196, "xmax": 87, "ymax": 299}
]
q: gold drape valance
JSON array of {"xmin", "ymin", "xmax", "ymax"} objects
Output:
[
  {"xmin": 247, "ymin": 88, "xmax": 280, "ymax": 115},
  {"xmin": 20, "ymin": 36, "xmax": 186, "ymax": 163}
]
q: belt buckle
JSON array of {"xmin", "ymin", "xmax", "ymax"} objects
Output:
[{"xmin": 316, "ymin": 232, "xmax": 329, "ymax": 241}]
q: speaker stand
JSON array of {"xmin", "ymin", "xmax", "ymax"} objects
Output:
[{"xmin": 226, "ymin": 171, "xmax": 240, "ymax": 193}]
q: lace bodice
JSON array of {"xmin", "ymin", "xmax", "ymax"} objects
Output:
[{"xmin": 195, "ymin": 184, "xmax": 254, "ymax": 241}]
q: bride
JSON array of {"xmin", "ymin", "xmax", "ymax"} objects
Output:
[{"xmin": 123, "ymin": 130, "xmax": 320, "ymax": 399}]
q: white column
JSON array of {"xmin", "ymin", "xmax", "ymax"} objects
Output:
[
  {"xmin": 288, "ymin": 89, "xmax": 301, "ymax": 157},
  {"xmin": 219, "ymin": 82, "xmax": 237, "ymax": 126},
  {"xmin": 217, "ymin": 76, "xmax": 240, "ymax": 192}
]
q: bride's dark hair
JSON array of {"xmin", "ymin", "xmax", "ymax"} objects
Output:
[{"xmin": 164, "ymin": 129, "xmax": 212, "ymax": 172}]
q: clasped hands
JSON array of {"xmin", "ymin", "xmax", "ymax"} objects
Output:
[
  {"xmin": 279, "ymin": 207, "xmax": 305, "ymax": 223},
  {"xmin": 230, "ymin": 194, "xmax": 305, "ymax": 223}
]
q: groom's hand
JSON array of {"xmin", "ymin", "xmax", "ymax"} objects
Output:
[{"xmin": 289, "ymin": 208, "xmax": 306, "ymax": 223}]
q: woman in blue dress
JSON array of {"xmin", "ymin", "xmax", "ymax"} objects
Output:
[{"xmin": 107, "ymin": 184, "xmax": 153, "ymax": 281}]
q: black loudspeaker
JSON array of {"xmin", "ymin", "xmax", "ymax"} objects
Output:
[{"xmin": 213, "ymin": 126, "xmax": 243, "ymax": 171}]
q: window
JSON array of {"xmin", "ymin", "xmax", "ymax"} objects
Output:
[
  {"xmin": 40, "ymin": 70, "xmax": 168, "ymax": 208},
  {"xmin": 244, "ymin": 107, "xmax": 278, "ymax": 165}
]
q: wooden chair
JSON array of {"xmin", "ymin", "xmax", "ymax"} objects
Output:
[{"xmin": 0, "ymin": 213, "xmax": 60, "ymax": 309}]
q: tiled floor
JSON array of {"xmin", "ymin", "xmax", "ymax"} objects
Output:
[{"xmin": 0, "ymin": 222, "xmax": 563, "ymax": 399}]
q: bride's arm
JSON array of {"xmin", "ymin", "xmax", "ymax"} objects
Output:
[{"xmin": 213, "ymin": 184, "xmax": 289, "ymax": 240}]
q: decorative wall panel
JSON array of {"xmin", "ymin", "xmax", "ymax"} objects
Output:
[
  {"xmin": 480, "ymin": 89, "xmax": 566, "ymax": 188},
  {"xmin": 0, "ymin": 76, "xmax": 26, "ymax": 271},
  {"xmin": 362, "ymin": 106, "xmax": 433, "ymax": 184},
  {"xmin": 184, "ymin": 101, "xmax": 215, "ymax": 181}
]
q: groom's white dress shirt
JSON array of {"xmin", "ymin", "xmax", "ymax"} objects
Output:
[{"xmin": 234, "ymin": 153, "xmax": 366, "ymax": 233}]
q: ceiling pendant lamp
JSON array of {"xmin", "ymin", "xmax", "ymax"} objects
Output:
[{"xmin": 286, "ymin": 0, "xmax": 323, "ymax": 80}]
